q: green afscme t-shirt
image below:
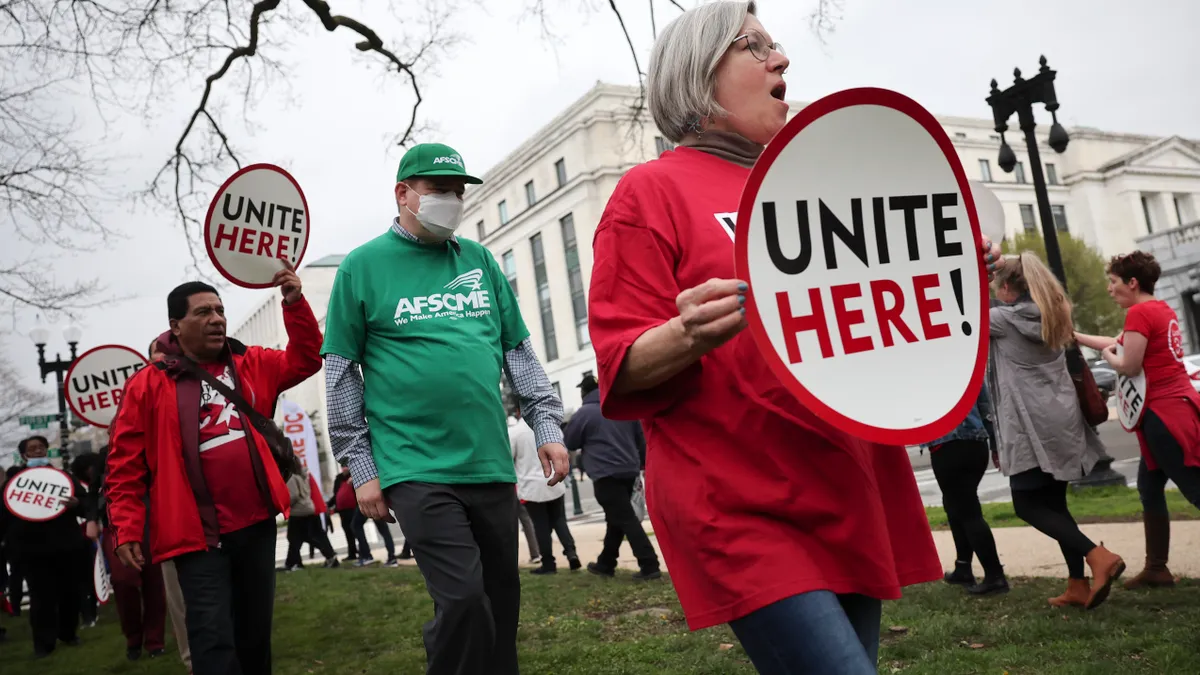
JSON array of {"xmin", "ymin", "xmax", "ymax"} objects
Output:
[{"xmin": 320, "ymin": 231, "xmax": 529, "ymax": 488}]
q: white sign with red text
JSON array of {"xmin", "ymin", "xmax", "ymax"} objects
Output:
[
  {"xmin": 94, "ymin": 547, "xmax": 112, "ymax": 604},
  {"xmin": 1116, "ymin": 343, "xmax": 1148, "ymax": 431},
  {"xmin": 735, "ymin": 88, "xmax": 989, "ymax": 445},
  {"xmin": 3, "ymin": 466, "xmax": 74, "ymax": 522},
  {"xmin": 280, "ymin": 399, "xmax": 323, "ymax": 498},
  {"xmin": 65, "ymin": 345, "xmax": 150, "ymax": 428},
  {"xmin": 205, "ymin": 163, "xmax": 310, "ymax": 288}
]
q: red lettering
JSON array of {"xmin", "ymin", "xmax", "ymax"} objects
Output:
[
  {"xmin": 870, "ymin": 279, "xmax": 919, "ymax": 348},
  {"xmin": 292, "ymin": 439, "xmax": 304, "ymax": 450},
  {"xmin": 284, "ymin": 413, "xmax": 303, "ymax": 423},
  {"xmin": 215, "ymin": 223, "xmax": 238, "ymax": 251},
  {"xmin": 285, "ymin": 423, "xmax": 303, "ymax": 434},
  {"xmin": 10, "ymin": 490, "xmax": 24, "ymax": 503},
  {"xmin": 776, "ymin": 288, "xmax": 833, "ymax": 364},
  {"xmin": 913, "ymin": 273, "xmax": 951, "ymax": 340},
  {"xmin": 256, "ymin": 231, "xmax": 276, "ymax": 257},
  {"xmin": 111, "ymin": 388, "xmax": 123, "ymax": 407},
  {"xmin": 32, "ymin": 493, "xmax": 45, "ymax": 507},
  {"xmin": 829, "ymin": 283, "xmax": 874, "ymax": 355},
  {"xmin": 97, "ymin": 391, "xmax": 111, "ymax": 408},
  {"xmin": 43, "ymin": 496, "xmax": 58, "ymax": 511},
  {"xmin": 276, "ymin": 235, "xmax": 291, "ymax": 260},
  {"xmin": 238, "ymin": 227, "xmax": 256, "ymax": 254},
  {"xmin": 78, "ymin": 394, "xmax": 97, "ymax": 413},
  {"xmin": 20, "ymin": 491, "xmax": 33, "ymax": 503}
]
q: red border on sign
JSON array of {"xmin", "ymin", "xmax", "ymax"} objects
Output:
[
  {"xmin": 64, "ymin": 344, "xmax": 151, "ymax": 429},
  {"xmin": 3, "ymin": 466, "xmax": 76, "ymax": 522},
  {"xmin": 204, "ymin": 163, "xmax": 311, "ymax": 289},
  {"xmin": 733, "ymin": 87, "xmax": 991, "ymax": 445}
]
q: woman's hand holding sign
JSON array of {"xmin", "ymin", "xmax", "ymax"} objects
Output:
[
  {"xmin": 981, "ymin": 237, "xmax": 1003, "ymax": 280},
  {"xmin": 671, "ymin": 278, "xmax": 750, "ymax": 355}
]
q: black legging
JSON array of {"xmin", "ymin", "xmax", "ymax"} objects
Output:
[
  {"xmin": 1141, "ymin": 409, "xmax": 1200, "ymax": 510},
  {"xmin": 931, "ymin": 440, "xmax": 1003, "ymax": 576},
  {"xmin": 1012, "ymin": 480, "xmax": 1096, "ymax": 579}
]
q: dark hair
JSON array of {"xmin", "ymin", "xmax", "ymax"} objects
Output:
[
  {"xmin": 168, "ymin": 281, "xmax": 220, "ymax": 321},
  {"xmin": 1107, "ymin": 251, "xmax": 1160, "ymax": 294},
  {"xmin": 18, "ymin": 435, "xmax": 50, "ymax": 456},
  {"xmin": 148, "ymin": 339, "xmax": 157, "ymax": 359},
  {"xmin": 70, "ymin": 452, "xmax": 102, "ymax": 480}
]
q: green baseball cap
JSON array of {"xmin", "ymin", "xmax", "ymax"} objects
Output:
[{"xmin": 395, "ymin": 142, "xmax": 483, "ymax": 185}]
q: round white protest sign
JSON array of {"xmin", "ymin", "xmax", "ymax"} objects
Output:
[
  {"xmin": 94, "ymin": 547, "xmax": 113, "ymax": 604},
  {"xmin": 1116, "ymin": 343, "xmax": 1147, "ymax": 431},
  {"xmin": 3, "ymin": 466, "xmax": 75, "ymax": 522},
  {"xmin": 205, "ymin": 163, "xmax": 310, "ymax": 288},
  {"xmin": 735, "ymin": 88, "xmax": 989, "ymax": 445},
  {"xmin": 65, "ymin": 345, "xmax": 151, "ymax": 428},
  {"xmin": 968, "ymin": 180, "xmax": 1006, "ymax": 245}
]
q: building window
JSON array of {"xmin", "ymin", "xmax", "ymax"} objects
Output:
[
  {"xmin": 561, "ymin": 213, "xmax": 589, "ymax": 348},
  {"xmin": 498, "ymin": 200, "xmax": 509, "ymax": 225},
  {"xmin": 1175, "ymin": 193, "xmax": 1196, "ymax": 225},
  {"xmin": 524, "ymin": 180, "xmax": 536, "ymax": 207},
  {"xmin": 502, "ymin": 250, "xmax": 518, "ymax": 298},
  {"xmin": 551, "ymin": 381, "xmax": 562, "ymax": 402},
  {"xmin": 554, "ymin": 158, "xmax": 567, "ymax": 187},
  {"xmin": 654, "ymin": 136, "xmax": 675, "ymax": 155},
  {"xmin": 1045, "ymin": 163, "xmax": 1058, "ymax": 185},
  {"xmin": 978, "ymin": 159, "xmax": 992, "ymax": 182},
  {"xmin": 1019, "ymin": 204, "xmax": 1036, "ymax": 232},
  {"xmin": 954, "ymin": 132, "xmax": 967, "ymax": 140},
  {"xmin": 1014, "ymin": 161, "xmax": 1026, "ymax": 184},
  {"xmin": 1050, "ymin": 205, "xmax": 1068, "ymax": 233},
  {"xmin": 476, "ymin": 220, "xmax": 485, "ymax": 241},
  {"xmin": 1142, "ymin": 195, "xmax": 1155, "ymax": 233},
  {"xmin": 531, "ymin": 233, "xmax": 558, "ymax": 362}
]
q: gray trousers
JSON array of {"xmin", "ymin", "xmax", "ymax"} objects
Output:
[{"xmin": 387, "ymin": 482, "xmax": 521, "ymax": 675}]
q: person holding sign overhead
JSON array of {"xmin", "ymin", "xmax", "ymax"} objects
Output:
[
  {"xmin": 0, "ymin": 436, "xmax": 89, "ymax": 658},
  {"xmin": 585, "ymin": 3, "xmax": 1002, "ymax": 673},
  {"xmin": 106, "ymin": 264, "xmax": 322, "ymax": 675},
  {"xmin": 322, "ymin": 142, "xmax": 569, "ymax": 675},
  {"xmin": 989, "ymin": 253, "xmax": 1125, "ymax": 609},
  {"xmin": 1075, "ymin": 251, "xmax": 1200, "ymax": 589}
]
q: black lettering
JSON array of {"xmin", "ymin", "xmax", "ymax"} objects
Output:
[
  {"xmin": 763, "ymin": 201, "xmax": 812, "ymax": 275},
  {"xmin": 246, "ymin": 199, "xmax": 266, "ymax": 226},
  {"xmin": 221, "ymin": 194, "xmax": 244, "ymax": 221},
  {"xmin": 932, "ymin": 192, "xmax": 963, "ymax": 258},
  {"xmin": 267, "ymin": 203, "xmax": 277, "ymax": 230},
  {"xmin": 276, "ymin": 205, "xmax": 292, "ymax": 230},
  {"xmin": 90, "ymin": 372, "xmax": 111, "ymax": 389},
  {"xmin": 872, "ymin": 197, "xmax": 890, "ymax": 265},
  {"xmin": 116, "ymin": 365, "xmax": 134, "ymax": 380},
  {"xmin": 291, "ymin": 209, "xmax": 305, "ymax": 234},
  {"xmin": 71, "ymin": 375, "xmax": 91, "ymax": 394},
  {"xmin": 819, "ymin": 199, "xmax": 869, "ymax": 270},
  {"xmin": 888, "ymin": 195, "xmax": 928, "ymax": 261}
]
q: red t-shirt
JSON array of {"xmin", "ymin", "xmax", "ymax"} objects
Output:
[
  {"xmin": 198, "ymin": 362, "xmax": 272, "ymax": 533},
  {"xmin": 1121, "ymin": 300, "xmax": 1200, "ymax": 469},
  {"xmin": 588, "ymin": 147, "xmax": 941, "ymax": 631}
]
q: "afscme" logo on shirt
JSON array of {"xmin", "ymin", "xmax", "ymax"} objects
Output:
[{"xmin": 394, "ymin": 268, "xmax": 491, "ymax": 324}]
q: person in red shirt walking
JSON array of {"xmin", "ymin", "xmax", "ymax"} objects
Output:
[
  {"xmin": 106, "ymin": 267, "xmax": 322, "ymax": 675},
  {"xmin": 586, "ymin": 3, "xmax": 1001, "ymax": 672},
  {"xmin": 1076, "ymin": 251, "xmax": 1200, "ymax": 589}
]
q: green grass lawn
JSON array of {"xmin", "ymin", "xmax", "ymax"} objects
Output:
[
  {"xmin": 925, "ymin": 486, "xmax": 1198, "ymax": 530},
  {"xmin": 3, "ymin": 567, "xmax": 1199, "ymax": 674}
]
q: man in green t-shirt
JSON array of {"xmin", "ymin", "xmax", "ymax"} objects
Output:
[{"xmin": 322, "ymin": 142, "xmax": 569, "ymax": 675}]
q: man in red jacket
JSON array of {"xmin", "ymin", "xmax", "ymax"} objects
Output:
[{"xmin": 106, "ymin": 267, "xmax": 322, "ymax": 675}]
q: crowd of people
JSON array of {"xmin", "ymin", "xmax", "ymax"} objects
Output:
[{"xmin": 2, "ymin": 2, "xmax": 1198, "ymax": 674}]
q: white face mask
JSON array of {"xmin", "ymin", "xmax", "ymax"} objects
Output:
[
  {"xmin": 404, "ymin": 185, "xmax": 464, "ymax": 240},
  {"xmin": 26, "ymin": 457, "xmax": 50, "ymax": 468}
]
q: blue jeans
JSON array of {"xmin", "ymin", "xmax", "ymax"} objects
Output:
[{"xmin": 730, "ymin": 591, "xmax": 882, "ymax": 675}]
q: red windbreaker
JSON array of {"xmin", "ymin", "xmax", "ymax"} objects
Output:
[
  {"xmin": 308, "ymin": 473, "xmax": 327, "ymax": 516},
  {"xmin": 106, "ymin": 297, "xmax": 323, "ymax": 562}
]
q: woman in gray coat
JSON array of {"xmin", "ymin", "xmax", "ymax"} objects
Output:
[{"xmin": 989, "ymin": 252, "xmax": 1125, "ymax": 610}]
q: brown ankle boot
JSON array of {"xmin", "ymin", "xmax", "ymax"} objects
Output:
[
  {"xmin": 1048, "ymin": 578, "xmax": 1090, "ymax": 607},
  {"xmin": 1085, "ymin": 544, "xmax": 1126, "ymax": 609},
  {"xmin": 1124, "ymin": 512, "xmax": 1176, "ymax": 590}
]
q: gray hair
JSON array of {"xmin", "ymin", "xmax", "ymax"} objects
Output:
[{"xmin": 648, "ymin": 1, "xmax": 756, "ymax": 143}]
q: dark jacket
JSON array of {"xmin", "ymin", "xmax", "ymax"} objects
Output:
[
  {"xmin": 930, "ymin": 382, "xmax": 997, "ymax": 448},
  {"xmin": 1, "ymin": 467, "xmax": 89, "ymax": 557},
  {"xmin": 564, "ymin": 389, "xmax": 645, "ymax": 480}
]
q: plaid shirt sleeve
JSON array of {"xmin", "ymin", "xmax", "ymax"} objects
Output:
[
  {"xmin": 503, "ymin": 337, "xmax": 565, "ymax": 448},
  {"xmin": 324, "ymin": 354, "xmax": 378, "ymax": 488}
]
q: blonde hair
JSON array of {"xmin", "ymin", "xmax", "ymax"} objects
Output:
[
  {"xmin": 647, "ymin": 1, "xmax": 756, "ymax": 142},
  {"xmin": 993, "ymin": 251, "xmax": 1074, "ymax": 350}
]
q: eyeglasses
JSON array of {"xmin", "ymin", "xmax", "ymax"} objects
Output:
[{"xmin": 733, "ymin": 29, "xmax": 784, "ymax": 62}]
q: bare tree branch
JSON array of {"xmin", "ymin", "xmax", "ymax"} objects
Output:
[
  {"xmin": 808, "ymin": 0, "xmax": 844, "ymax": 46},
  {"xmin": 0, "ymin": 356, "xmax": 52, "ymax": 446}
]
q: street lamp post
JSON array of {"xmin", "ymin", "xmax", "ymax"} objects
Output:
[
  {"xmin": 31, "ymin": 326, "xmax": 82, "ymax": 466},
  {"xmin": 987, "ymin": 57, "xmax": 1126, "ymax": 489}
]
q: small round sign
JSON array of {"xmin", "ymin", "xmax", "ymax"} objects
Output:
[
  {"xmin": 65, "ymin": 345, "xmax": 150, "ymax": 428},
  {"xmin": 734, "ymin": 88, "xmax": 989, "ymax": 445},
  {"xmin": 3, "ymin": 466, "xmax": 75, "ymax": 522},
  {"xmin": 94, "ymin": 547, "xmax": 113, "ymax": 604},
  {"xmin": 205, "ymin": 163, "xmax": 310, "ymax": 288},
  {"xmin": 1116, "ymin": 342, "xmax": 1147, "ymax": 431},
  {"xmin": 968, "ymin": 180, "xmax": 1006, "ymax": 245}
]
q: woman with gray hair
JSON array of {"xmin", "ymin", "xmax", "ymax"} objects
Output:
[{"xmin": 586, "ymin": 2, "xmax": 1003, "ymax": 672}]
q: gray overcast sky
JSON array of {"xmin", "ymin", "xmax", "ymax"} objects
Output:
[{"xmin": 4, "ymin": 0, "xmax": 1198, "ymax": 407}]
